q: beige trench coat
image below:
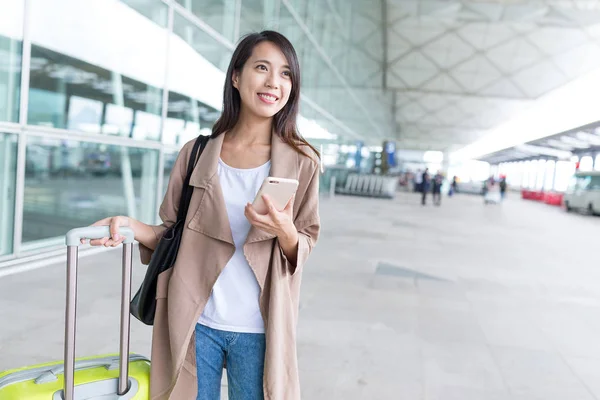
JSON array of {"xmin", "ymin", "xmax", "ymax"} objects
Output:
[{"xmin": 138, "ymin": 132, "xmax": 321, "ymax": 400}]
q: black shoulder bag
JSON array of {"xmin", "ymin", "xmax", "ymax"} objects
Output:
[{"xmin": 130, "ymin": 135, "xmax": 209, "ymax": 325}]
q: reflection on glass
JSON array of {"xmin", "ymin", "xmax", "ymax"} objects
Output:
[
  {"xmin": 121, "ymin": 0, "xmax": 168, "ymax": 27},
  {"xmin": 175, "ymin": 0, "xmax": 237, "ymax": 42},
  {"xmin": 102, "ymin": 104, "xmax": 133, "ymax": 136},
  {"xmin": 182, "ymin": 122, "xmax": 201, "ymax": 145},
  {"xmin": 172, "ymin": 12, "xmax": 232, "ymax": 71},
  {"xmin": 27, "ymin": 45, "xmax": 163, "ymax": 138},
  {"xmin": 163, "ymin": 118, "xmax": 186, "ymax": 146},
  {"xmin": 0, "ymin": 133, "xmax": 18, "ymax": 256},
  {"xmin": 28, "ymin": 88, "xmax": 66, "ymax": 127},
  {"xmin": 133, "ymin": 110, "xmax": 162, "ymax": 141},
  {"xmin": 23, "ymin": 137, "xmax": 159, "ymax": 243},
  {"xmin": 28, "ymin": 0, "xmax": 165, "ymax": 139},
  {"xmin": 279, "ymin": 0, "xmax": 390, "ymax": 138},
  {"xmin": 166, "ymin": 91, "xmax": 220, "ymax": 146},
  {"xmin": 0, "ymin": 0, "xmax": 23, "ymax": 123},
  {"xmin": 278, "ymin": 5, "xmax": 347, "ymax": 133},
  {"xmin": 162, "ymin": 150, "xmax": 178, "ymax": 198},
  {"xmin": 67, "ymin": 96, "xmax": 103, "ymax": 133},
  {"xmin": 239, "ymin": 0, "xmax": 269, "ymax": 36}
]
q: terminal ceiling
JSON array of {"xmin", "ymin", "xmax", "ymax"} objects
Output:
[{"xmin": 350, "ymin": 0, "xmax": 600, "ymax": 151}]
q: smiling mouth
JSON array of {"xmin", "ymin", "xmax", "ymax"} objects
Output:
[{"xmin": 257, "ymin": 93, "xmax": 279, "ymax": 103}]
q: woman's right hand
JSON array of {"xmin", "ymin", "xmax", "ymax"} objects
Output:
[{"xmin": 81, "ymin": 216, "xmax": 130, "ymax": 247}]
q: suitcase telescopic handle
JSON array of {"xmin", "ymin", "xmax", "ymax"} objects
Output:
[
  {"xmin": 63, "ymin": 226, "xmax": 135, "ymax": 400},
  {"xmin": 66, "ymin": 226, "xmax": 135, "ymax": 246}
]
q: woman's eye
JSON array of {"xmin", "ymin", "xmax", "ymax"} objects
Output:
[
  {"xmin": 257, "ymin": 65, "xmax": 267, "ymax": 71},
  {"xmin": 282, "ymin": 70, "xmax": 291, "ymax": 77}
]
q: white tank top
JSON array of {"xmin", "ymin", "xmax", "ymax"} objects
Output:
[{"xmin": 197, "ymin": 157, "xmax": 271, "ymax": 333}]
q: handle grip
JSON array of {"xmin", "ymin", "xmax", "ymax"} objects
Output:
[{"xmin": 66, "ymin": 226, "xmax": 135, "ymax": 246}]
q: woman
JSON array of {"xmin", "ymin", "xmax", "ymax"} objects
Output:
[{"xmin": 84, "ymin": 31, "xmax": 321, "ymax": 400}]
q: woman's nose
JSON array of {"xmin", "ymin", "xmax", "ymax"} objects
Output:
[{"xmin": 266, "ymin": 74, "xmax": 279, "ymax": 89}]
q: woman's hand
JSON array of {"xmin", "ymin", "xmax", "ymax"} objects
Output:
[
  {"xmin": 80, "ymin": 216, "xmax": 130, "ymax": 247},
  {"xmin": 245, "ymin": 194, "xmax": 297, "ymax": 243},
  {"xmin": 245, "ymin": 194, "xmax": 299, "ymax": 265}
]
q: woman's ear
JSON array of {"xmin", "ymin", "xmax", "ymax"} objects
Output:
[{"xmin": 232, "ymin": 71, "xmax": 240, "ymax": 89}]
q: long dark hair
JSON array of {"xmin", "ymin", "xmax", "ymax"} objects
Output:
[{"xmin": 211, "ymin": 30, "xmax": 320, "ymax": 160}]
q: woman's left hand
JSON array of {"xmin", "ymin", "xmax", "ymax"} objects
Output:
[{"xmin": 245, "ymin": 194, "xmax": 297, "ymax": 242}]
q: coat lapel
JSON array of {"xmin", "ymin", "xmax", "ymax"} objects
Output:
[
  {"xmin": 245, "ymin": 134, "xmax": 299, "ymax": 245},
  {"xmin": 187, "ymin": 134, "xmax": 235, "ymax": 246},
  {"xmin": 187, "ymin": 133, "xmax": 299, "ymax": 248}
]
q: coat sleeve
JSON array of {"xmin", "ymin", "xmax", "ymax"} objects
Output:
[
  {"xmin": 278, "ymin": 159, "xmax": 321, "ymax": 275},
  {"xmin": 139, "ymin": 141, "xmax": 194, "ymax": 265}
]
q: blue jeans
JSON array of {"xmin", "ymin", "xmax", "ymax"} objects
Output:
[{"xmin": 195, "ymin": 323, "xmax": 265, "ymax": 400}]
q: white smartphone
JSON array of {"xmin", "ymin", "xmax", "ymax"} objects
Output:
[{"xmin": 253, "ymin": 177, "xmax": 299, "ymax": 215}]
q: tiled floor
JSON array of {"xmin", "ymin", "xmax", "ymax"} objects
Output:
[{"xmin": 2, "ymin": 192, "xmax": 600, "ymax": 399}]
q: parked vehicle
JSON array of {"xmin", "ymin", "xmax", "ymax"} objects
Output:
[{"xmin": 564, "ymin": 171, "xmax": 600, "ymax": 215}]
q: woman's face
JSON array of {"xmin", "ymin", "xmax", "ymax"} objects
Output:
[{"xmin": 233, "ymin": 41, "xmax": 293, "ymax": 119}]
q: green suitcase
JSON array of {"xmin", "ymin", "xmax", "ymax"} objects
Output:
[
  {"xmin": 0, "ymin": 354, "xmax": 150, "ymax": 399},
  {"xmin": 0, "ymin": 227, "xmax": 150, "ymax": 399}
]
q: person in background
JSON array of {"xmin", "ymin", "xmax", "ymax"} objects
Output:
[
  {"xmin": 451, "ymin": 176, "xmax": 458, "ymax": 195},
  {"xmin": 414, "ymin": 169, "xmax": 423, "ymax": 193},
  {"xmin": 432, "ymin": 171, "xmax": 443, "ymax": 206},
  {"xmin": 484, "ymin": 177, "xmax": 501, "ymax": 204},
  {"xmin": 499, "ymin": 175, "xmax": 507, "ymax": 200},
  {"xmin": 421, "ymin": 168, "xmax": 430, "ymax": 205}
]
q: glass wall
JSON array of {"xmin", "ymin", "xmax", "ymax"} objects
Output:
[
  {"xmin": 0, "ymin": 133, "xmax": 18, "ymax": 256},
  {"xmin": 121, "ymin": 0, "xmax": 169, "ymax": 26},
  {"xmin": 535, "ymin": 159, "xmax": 546, "ymax": 190},
  {"xmin": 544, "ymin": 160, "xmax": 556, "ymax": 191},
  {"xmin": 555, "ymin": 161, "xmax": 577, "ymax": 192},
  {"xmin": 579, "ymin": 155, "xmax": 594, "ymax": 172},
  {"xmin": 28, "ymin": 0, "xmax": 167, "ymax": 140},
  {"xmin": 0, "ymin": 0, "xmax": 23, "ymax": 123},
  {"xmin": 172, "ymin": 11, "xmax": 233, "ymax": 72},
  {"xmin": 23, "ymin": 136, "xmax": 158, "ymax": 244},
  {"xmin": 1, "ymin": 0, "xmax": 394, "ymax": 263},
  {"xmin": 174, "ymin": 0, "xmax": 393, "ymax": 140},
  {"xmin": 162, "ymin": 150, "xmax": 179, "ymax": 198},
  {"xmin": 497, "ymin": 158, "xmax": 583, "ymax": 192},
  {"xmin": 176, "ymin": 0, "xmax": 239, "ymax": 42}
]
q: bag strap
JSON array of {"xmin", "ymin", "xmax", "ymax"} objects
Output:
[{"xmin": 176, "ymin": 135, "xmax": 209, "ymax": 222}]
